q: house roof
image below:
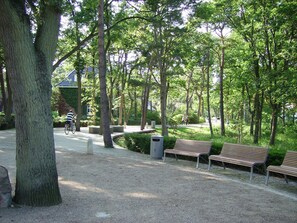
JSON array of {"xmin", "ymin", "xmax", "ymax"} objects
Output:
[{"xmin": 57, "ymin": 67, "xmax": 98, "ymax": 88}]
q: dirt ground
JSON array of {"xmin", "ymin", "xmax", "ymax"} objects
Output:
[{"xmin": 0, "ymin": 128, "xmax": 297, "ymax": 223}]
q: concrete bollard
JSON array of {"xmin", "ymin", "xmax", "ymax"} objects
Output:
[
  {"xmin": 87, "ymin": 138, "xmax": 93, "ymax": 155},
  {"xmin": 151, "ymin": 121, "xmax": 156, "ymax": 129}
]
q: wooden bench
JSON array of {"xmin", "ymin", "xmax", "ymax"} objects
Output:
[
  {"xmin": 208, "ymin": 143, "xmax": 268, "ymax": 182},
  {"xmin": 265, "ymin": 150, "xmax": 297, "ymax": 185},
  {"xmin": 163, "ymin": 139, "xmax": 212, "ymax": 168}
]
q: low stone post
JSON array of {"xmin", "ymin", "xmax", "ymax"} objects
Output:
[
  {"xmin": 87, "ymin": 138, "xmax": 93, "ymax": 155},
  {"xmin": 151, "ymin": 121, "xmax": 156, "ymax": 129}
]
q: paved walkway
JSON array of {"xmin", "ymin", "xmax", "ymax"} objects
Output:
[{"xmin": 0, "ymin": 126, "xmax": 297, "ymax": 223}]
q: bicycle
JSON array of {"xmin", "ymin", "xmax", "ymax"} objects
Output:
[{"xmin": 64, "ymin": 121, "xmax": 76, "ymax": 135}]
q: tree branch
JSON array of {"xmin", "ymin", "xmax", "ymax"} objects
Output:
[{"xmin": 53, "ymin": 16, "xmax": 150, "ymax": 71}]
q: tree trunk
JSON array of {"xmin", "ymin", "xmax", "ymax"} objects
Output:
[
  {"xmin": 269, "ymin": 108, "xmax": 278, "ymax": 145},
  {"xmin": 1, "ymin": 48, "xmax": 13, "ymax": 123},
  {"xmin": 76, "ymin": 70, "xmax": 82, "ymax": 131},
  {"xmin": 160, "ymin": 78, "xmax": 168, "ymax": 136},
  {"xmin": 0, "ymin": 0, "xmax": 61, "ymax": 206},
  {"xmin": 253, "ymin": 57, "xmax": 261, "ymax": 144},
  {"xmin": 141, "ymin": 73, "xmax": 151, "ymax": 130},
  {"xmin": 98, "ymin": 0, "xmax": 113, "ymax": 148},
  {"xmin": 206, "ymin": 46, "xmax": 213, "ymax": 137},
  {"xmin": 219, "ymin": 47, "xmax": 225, "ymax": 136},
  {"xmin": 0, "ymin": 63, "xmax": 7, "ymax": 113}
]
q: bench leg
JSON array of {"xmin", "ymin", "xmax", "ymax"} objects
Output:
[
  {"xmin": 163, "ymin": 152, "xmax": 166, "ymax": 161},
  {"xmin": 263, "ymin": 164, "xmax": 267, "ymax": 175},
  {"xmin": 265, "ymin": 171, "xmax": 269, "ymax": 185},
  {"xmin": 208, "ymin": 160, "xmax": 211, "ymax": 170},
  {"xmin": 175, "ymin": 154, "xmax": 178, "ymax": 161},
  {"xmin": 284, "ymin": 175, "xmax": 288, "ymax": 184},
  {"xmin": 196, "ymin": 156, "xmax": 200, "ymax": 169},
  {"xmin": 250, "ymin": 167, "xmax": 254, "ymax": 182}
]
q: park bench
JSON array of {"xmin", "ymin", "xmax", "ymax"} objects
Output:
[
  {"xmin": 163, "ymin": 139, "xmax": 212, "ymax": 168},
  {"xmin": 208, "ymin": 143, "xmax": 268, "ymax": 182},
  {"xmin": 265, "ymin": 150, "xmax": 297, "ymax": 185}
]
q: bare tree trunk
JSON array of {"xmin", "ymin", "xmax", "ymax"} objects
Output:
[
  {"xmin": 91, "ymin": 55, "xmax": 97, "ymax": 125},
  {"xmin": 141, "ymin": 72, "xmax": 151, "ymax": 130},
  {"xmin": 0, "ymin": 0, "xmax": 61, "ymax": 206},
  {"xmin": 0, "ymin": 63, "xmax": 7, "ymax": 112},
  {"xmin": 253, "ymin": 57, "xmax": 261, "ymax": 144},
  {"xmin": 219, "ymin": 46, "xmax": 225, "ymax": 136},
  {"xmin": 76, "ymin": 70, "xmax": 82, "ymax": 131},
  {"xmin": 1, "ymin": 45, "xmax": 13, "ymax": 123},
  {"xmin": 98, "ymin": 0, "xmax": 113, "ymax": 148},
  {"xmin": 269, "ymin": 107, "xmax": 278, "ymax": 145}
]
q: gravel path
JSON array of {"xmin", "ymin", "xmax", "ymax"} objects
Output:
[{"xmin": 0, "ymin": 127, "xmax": 296, "ymax": 223}]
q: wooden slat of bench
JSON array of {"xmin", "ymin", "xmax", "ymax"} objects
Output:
[
  {"xmin": 208, "ymin": 143, "xmax": 268, "ymax": 182},
  {"xmin": 173, "ymin": 139, "xmax": 211, "ymax": 153},
  {"xmin": 208, "ymin": 155, "xmax": 256, "ymax": 168},
  {"xmin": 219, "ymin": 143, "xmax": 268, "ymax": 162},
  {"xmin": 163, "ymin": 139, "xmax": 211, "ymax": 168},
  {"xmin": 266, "ymin": 151, "xmax": 297, "ymax": 185},
  {"xmin": 267, "ymin": 166, "xmax": 297, "ymax": 177},
  {"xmin": 282, "ymin": 151, "xmax": 297, "ymax": 168}
]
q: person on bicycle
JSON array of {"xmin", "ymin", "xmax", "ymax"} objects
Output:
[{"xmin": 66, "ymin": 110, "xmax": 74, "ymax": 129}]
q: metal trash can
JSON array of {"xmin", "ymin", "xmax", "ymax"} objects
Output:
[{"xmin": 150, "ymin": 135, "xmax": 164, "ymax": 159}]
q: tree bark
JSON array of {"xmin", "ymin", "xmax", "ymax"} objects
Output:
[
  {"xmin": 0, "ymin": 0, "xmax": 61, "ymax": 206},
  {"xmin": 141, "ymin": 71, "xmax": 151, "ymax": 130},
  {"xmin": 98, "ymin": 0, "xmax": 113, "ymax": 148},
  {"xmin": 269, "ymin": 105, "xmax": 279, "ymax": 145},
  {"xmin": 253, "ymin": 56, "xmax": 261, "ymax": 144},
  {"xmin": 219, "ymin": 46, "xmax": 225, "ymax": 136}
]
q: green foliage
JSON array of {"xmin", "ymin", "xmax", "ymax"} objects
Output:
[
  {"xmin": 123, "ymin": 133, "xmax": 151, "ymax": 154},
  {"xmin": 146, "ymin": 111, "xmax": 161, "ymax": 124},
  {"xmin": 0, "ymin": 113, "xmax": 15, "ymax": 130},
  {"xmin": 121, "ymin": 133, "xmax": 176, "ymax": 155},
  {"xmin": 59, "ymin": 88, "xmax": 78, "ymax": 111}
]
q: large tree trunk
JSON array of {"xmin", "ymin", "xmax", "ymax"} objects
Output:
[
  {"xmin": 0, "ymin": 1, "xmax": 62, "ymax": 206},
  {"xmin": 98, "ymin": 0, "xmax": 113, "ymax": 148}
]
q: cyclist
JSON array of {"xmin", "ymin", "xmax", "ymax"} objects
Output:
[{"xmin": 66, "ymin": 110, "xmax": 75, "ymax": 130}]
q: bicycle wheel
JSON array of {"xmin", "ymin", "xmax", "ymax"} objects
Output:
[
  {"xmin": 71, "ymin": 125, "xmax": 76, "ymax": 134},
  {"xmin": 64, "ymin": 124, "xmax": 70, "ymax": 135}
]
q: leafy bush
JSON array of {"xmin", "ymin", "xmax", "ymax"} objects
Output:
[
  {"xmin": 0, "ymin": 114, "xmax": 15, "ymax": 130},
  {"xmin": 171, "ymin": 114, "xmax": 183, "ymax": 124},
  {"xmin": 122, "ymin": 133, "xmax": 176, "ymax": 154},
  {"xmin": 127, "ymin": 119, "xmax": 141, "ymax": 126},
  {"xmin": 146, "ymin": 111, "xmax": 161, "ymax": 124},
  {"xmin": 124, "ymin": 133, "xmax": 151, "ymax": 153}
]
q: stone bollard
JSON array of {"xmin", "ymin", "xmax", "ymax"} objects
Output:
[
  {"xmin": 0, "ymin": 166, "xmax": 12, "ymax": 208},
  {"xmin": 151, "ymin": 121, "xmax": 156, "ymax": 129},
  {"xmin": 87, "ymin": 138, "xmax": 93, "ymax": 155}
]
